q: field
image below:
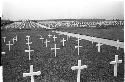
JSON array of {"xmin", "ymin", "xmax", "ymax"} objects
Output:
[
  {"xmin": 1, "ymin": 21, "xmax": 124, "ymax": 82},
  {"xmin": 56, "ymin": 27, "xmax": 124, "ymax": 41}
]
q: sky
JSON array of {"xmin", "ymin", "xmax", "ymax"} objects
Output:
[{"xmin": 1, "ymin": 0, "xmax": 124, "ymax": 21}]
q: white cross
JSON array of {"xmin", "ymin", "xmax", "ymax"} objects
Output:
[
  {"xmin": 2, "ymin": 37, "xmax": 6, "ymax": 42},
  {"xmin": 96, "ymin": 43, "xmax": 103, "ymax": 52},
  {"xmin": 12, "ymin": 35, "xmax": 17, "ymax": 44},
  {"xmin": 110, "ymin": 55, "xmax": 122, "ymax": 76},
  {"xmin": 116, "ymin": 40, "xmax": 120, "ymax": 50},
  {"xmin": 23, "ymin": 65, "xmax": 41, "ymax": 82},
  {"xmin": 44, "ymin": 39, "xmax": 50, "ymax": 47},
  {"xmin": 75, "ymin": 38, "xmax": 82, "ymax": 55},
  {"xmin": 48, "ymin": 33, "xmax": 52, "ymax": 38},
  {"xmin": 6, "ymin": 41, "xmax": 13, "ymax": 51},
  {"xmin": 39, "ymin": 35, "xmax": 44, "ymax": 43},
  {"xmin": 53, "ymin": 35, "xmax": 57, "ymax": 42},
  {"xmin": 71, "ymin": 60, "xmax": 87, "ymax": 82},
  {"xmin": 51, "ymin": 44, "xmax": 60, "ymax": 57},
  {"xmin": 26, "ymin": 35, "xmax": 32, "ymax": 46},
  {"xmin": 60, "ymin": 38, "xmax": 66, "ymax": 46},
  {"xmin": 91, "ymin": 36, "xmax": 95, "ymax": 44},
  {"xmin": 25, "ymin": 46, "xmax": 34, "ymax": 60},
  {"xmin": 26, "ymin": 41, "xmax": 32, "ymax": 46},
  {"xmin": 26, "ymin": 35, "xmax": 31, "ymax": 40}
]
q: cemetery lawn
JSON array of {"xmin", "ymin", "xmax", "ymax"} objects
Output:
[
  {"xmin": 1, "ymin": 28, "xmax": 124, "ymax": 82},
  {"xmin": 56, "ymin": 27, "xmax": 124, "ymax": 42}
]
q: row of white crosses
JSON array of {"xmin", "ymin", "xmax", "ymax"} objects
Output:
[
  {"xmin": 95, "ymin": 40, "xmax": 120, "ymax": 52},
  {"xmin": 26, "ymin": 35, "xmax": 32, "ymax": 46},
  {"xmin": 75, "ymin": 37, "xmax": 82, "ymax": 55},
  {"xmin": 21, "ymin": 33, "xmax": 122, "ymax": 82},
  {"xmin": 23, "ymin": 34, "xmax": 60, "ymax": 82},
  {"xmin": 25, "ymin": 35, "xmax": 34, "ymax": 60},
  {"xmin": 23, "ymin": 35, "xmax": 41, "ymax": 82},
  {"xmin": 72, "ymin": 36, "xmax": 123, "ymax": 82}
]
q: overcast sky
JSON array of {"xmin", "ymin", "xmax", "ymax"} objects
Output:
[{"xmin": 1, "ymin": 0, "xmax": 124, "ymax": 20}]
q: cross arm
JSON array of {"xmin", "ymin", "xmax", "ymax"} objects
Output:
[
  {"xmin": 71, "ymin": 66, "xmax": 79, "ymax": 70},
  {"xmin": 33, "ymin": 71, "xmax": 41, "ymax": 75},
  {"xmin": 23, "ymin": 73, "xmax": 31, "ymax": 77}
]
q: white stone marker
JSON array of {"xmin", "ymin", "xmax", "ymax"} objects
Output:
[
  {"xmin": 12, "ymin": 35, "xmax": 17, "ymax": 44},
  {"xmin": 75, "ymin": 38, "xmax": 82, "ymax": 55},
  {"xmin": 53, "ymin": 35, "xmax": 57, "ymax": 42},
  {"xmin": 6, "ymin": 41, "xmax": 13, "ymax": 51},
  {"xmin": 91, "ymin": 36, "xmax": 95, "ymax": 44},
  {"xmin": 25, "ymin": 46, "xmax": 34, "ymax": 60},
  {"xmin": 2, "ymin": 37, "xmax": 6, "ymax": 42},
  {"xmin": 71, "ymin": 60, "xmax": 87, "ymax": 82},
  {"xmin": 51, "ymin": 44, "xmax": 60, "ymax": 57},
  {"xmin": 96, "ymin": 43, "xmax": 103, "ymax": 52},
  {"xmin": 60, "ymin": 38, "xmax": 66, "ymax": 46},
  {"xmin": 48, "ymin": 33, "xmax": 52, "ymax": 38},
  {"xmin": 26, "ymin": 35, "xmax": 32, "ymax": 46},
  {"xmin": 39, "ymin": 35, "xmax": 44, "ymax": 43},
  {"xmin": 44, "ymin": 39, "xmax": 50, "ymax": 47},
  {"xmin": 23, "ymin": 65, "xmax": 41, "ymax": 82},
  {"xmin": 116, "ymin": 40, "xmax": 120, "ymax": 50},
  {"xmin": 110, "ymin": 55, "xmax": 122, "ymax": 77}
]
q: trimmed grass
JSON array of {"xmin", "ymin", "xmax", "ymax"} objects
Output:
[
  {"xmin": 56, "ymin": 27, "xmax": 124, "ymax": 42},
  {"xmin": 1, "ymin": 28, "xmax": 124, "ymax": 82}
]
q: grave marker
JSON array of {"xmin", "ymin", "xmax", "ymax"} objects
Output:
[
  {"xmin": 75, "ymin": 38, "xmax": 82, "ymax": 55},
  {"xmin": 25, "ymin": 46, "xmax": 34, "ymax": 60},
  {"xmin": 48, "ymin": 33, "xmax": 52, "ymax": 38},
  {"xmin": 60, "ymin": 38, "xmax": 66, "ymax": 46},
  {"xmin": 91, "ymin": 36, "xmax": 95, "ymax": 44},
  {"xmin": 116, "ymin": 40, "xmax": 120, "ymax": 50},
  {"xmin": 53, "ymin": 35, "xmax": 57, "ymax": 42},
  {"xmin": 2, "ymin": 37, "xmax": 6, "ymax": 43},
  {"xmin": 44, "ymin": 39, "xmax": 50, "ymax": 47},
  {"xmin": 51, "ymin": 44, "xmax": 60, "ymax": 57},
  {"xmin": 96, "ymin": 43, "xmax": 103, "ymax": 52},
  {"xmin": 71, "ymin": 60, "xmax": 87, "ymax": 82},
  {"xmin": 6, "ymin": 41, "xmax": 13, "ymax": 51},
  {"xmin": 12, "ymin": 35, "xmax": 17, "ymax": 44},
  {"xmin": 26, "ymin": 35, "xmax": 32, "ymax": 46},
  {"xmin": 23, "ymin": 65, "xmax": 41, "ymax": 82},
  {"xmin": 110, "ymin": 55, "xmax": 122, "ymax": 76},
  {"xmin": 39, "ymin": 35, "xmax": 44, "ymax": 43}
]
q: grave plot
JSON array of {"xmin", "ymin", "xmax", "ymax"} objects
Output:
[{"xmin": 1, "ymin": 21, "xmax": 124, "ymax": 82}]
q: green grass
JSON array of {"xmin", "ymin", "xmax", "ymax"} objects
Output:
[{"xmin": 1, "ymin": 28, "xmax": 124, "ymax": 82}]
